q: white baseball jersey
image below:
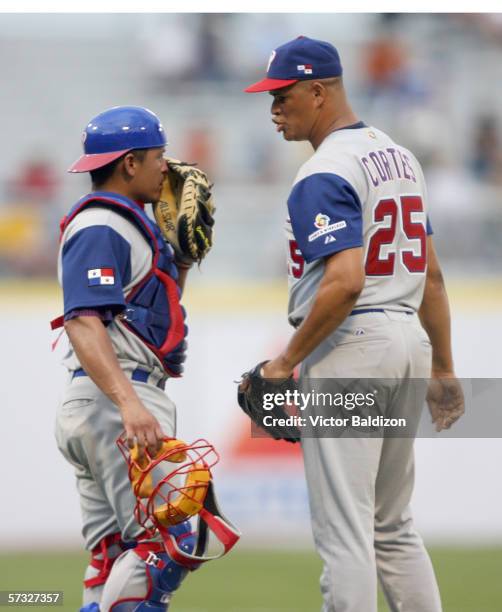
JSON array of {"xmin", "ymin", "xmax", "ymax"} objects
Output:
[{"xmin": 285, "ymin": 123, "xmax": 432, "ymax": 326}]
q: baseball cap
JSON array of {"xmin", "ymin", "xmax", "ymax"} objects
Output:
[
  {"xmin": 69, "ymin": 106, "xmax": 167, "ymax": 173},
  {"xmin": 244, "ymin": 36, "xmax": 343, "ymax": 93}
]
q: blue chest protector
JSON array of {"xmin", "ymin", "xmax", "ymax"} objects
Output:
[{"xmin": 58, "ymin": 192, "xmax": 188, "ymax": 377}]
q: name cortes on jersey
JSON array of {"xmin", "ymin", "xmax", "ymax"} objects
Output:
[{"xmin": 360, "ymin": 147, "xmax": 417, "ymax": 187}]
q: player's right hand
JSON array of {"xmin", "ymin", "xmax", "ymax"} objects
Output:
[
  {"xmin": 121, "ymin": 401, "xmax": 164, "ymax": 458},
  {"xmin": 426, "ymin": 373, "xmax": 465, "ymax": 432}
]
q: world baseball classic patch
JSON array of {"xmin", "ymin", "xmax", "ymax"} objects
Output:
[{"xmin": 88, "ymin": 267, "xmax": 115, "ymax": 286}]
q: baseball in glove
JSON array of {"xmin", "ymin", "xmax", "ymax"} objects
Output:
[
  {"xmin": 153, "ymin": 158, "xmax": 215, "ymax": 266},
  {"xmin": 237, "ymin": 361, "xmax": 301, "ymax": 443}
]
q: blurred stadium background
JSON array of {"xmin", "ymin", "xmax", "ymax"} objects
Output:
[{"xmin": 1, "ymin": 12, "xmax": 501, "ymax": 611}]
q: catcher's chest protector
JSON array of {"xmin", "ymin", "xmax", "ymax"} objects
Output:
[{"xmin": 57, "ymin": 192, "xmax": 188, "ymax": 377}]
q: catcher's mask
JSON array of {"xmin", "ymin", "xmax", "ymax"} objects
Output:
[{"xmin": 117, "ymin": 435, "xmax": 240, "ymax": 569}]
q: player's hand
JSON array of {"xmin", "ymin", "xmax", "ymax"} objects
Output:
[
  {"xmin": 121, "ymin": 401, "xmax": 164, "ymax": 458},
  {"xmin": 426, "ymin": 373, "xmax": 465, "ymax": 432},
  {"xmin": 261, "ymin": 357, "xmax": 294, "ymax": 381}
]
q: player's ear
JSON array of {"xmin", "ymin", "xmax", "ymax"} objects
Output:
[
  {"xmin": 122, "ymin": 152, "xmax": 137, "ymax": 179},
  {"xmin": 311, "ymin": 81, "xmax": 326, "ymax": 108}
]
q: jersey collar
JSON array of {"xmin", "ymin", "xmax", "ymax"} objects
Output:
[
  {"xmin": 334, "ymin": 120, "xmax": 367, "ymax": 131},
  {"xmin": 320, "ymin": 121, "xmax": 368, "ymax": 149}
]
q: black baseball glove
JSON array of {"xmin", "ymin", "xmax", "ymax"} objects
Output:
[{"xmin": 237, "ymin": 361, "xmax": 301, "ymax": 443}]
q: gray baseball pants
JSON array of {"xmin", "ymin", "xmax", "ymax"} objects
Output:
[
  {"xmin": 300, "ymin": 310, "xmax": 442, "ymax": 612},
  {"xmin": 55, "ymin": 372, "xmax": 177, "ymax": 610}
]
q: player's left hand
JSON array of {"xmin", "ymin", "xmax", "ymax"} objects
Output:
[
  {"xmin": 426, "ymin": 373, "xmax": 465, "ymax": 432},
  {"xmin": 261, "ymin": 357, "xmax": 294, "ymax": 380},
  {"xmin": 237, "ymin": 360, "xmax": 301, "ymax": 443}
]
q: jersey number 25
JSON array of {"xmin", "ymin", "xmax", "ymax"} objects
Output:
[{"xmin": 365, "ymin": 195, "xmax": 426, "ymax": 276}]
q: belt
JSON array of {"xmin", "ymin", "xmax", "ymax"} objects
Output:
[
  {"xmin": 72, "ymin": 367, "xmax": 167, "ymax": 390},
  {"xmin": 291, "ymin": 308, "xmax": 414, "ymax": 328},
  {"xmin": 349, "ymin": 308, "xmax": 413, "ymax": 316}
]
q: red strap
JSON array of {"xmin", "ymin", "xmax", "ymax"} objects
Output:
[
  {"xmin": 198, "ymin": 508, "xmax": 241, "ymax": 553},
  {"xmin": 59, "ymin": 215, "xmax": 68, "ymax": 241},
  {"xmin": 154, "ymin": 269, "xmax": 186, "ymax": 355},
  {"xmin": 50, "ymin": 315, "xmax": 64, "ymax": 330},
  {"xmin": 133, "ymin": 541, "xmax": 166, "ymax": 570},
  {"xmin": 157, "ymin": 509, "xmax": 240, "ymax": 571},
  {"xmin": 50, "ymin": 317, "xmax": 65, "ymax": 352},
  {"xmin": 161, "ymin": 528, "xmax": 201, "ymax": 571},
  {"xmin": 50, "ymin": 329, "xmax": 65, "ymax": 352},
  {"xmin": 84, "ymin": 561, "xmax": 114, "ymax": 589},
  {"xmin": 83, "ymin": 533, "xmax": 124, "ymax": 589},
  {"xmin": 89, "ymin": 558, "xmax": 102, "ymax": 570}
]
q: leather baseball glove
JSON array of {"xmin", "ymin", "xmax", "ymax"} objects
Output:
[
  {"xmin": 153, "ymin": 158, "xmax": 215, "ymax": 266},
  {"xmin": 237, "ymin": 361, "xmax": 301, "ymax": 443}
]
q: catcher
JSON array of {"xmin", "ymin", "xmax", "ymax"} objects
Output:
[{"xmin": 52, "ymin": 106, "xmax": 225, "ymax": 612}]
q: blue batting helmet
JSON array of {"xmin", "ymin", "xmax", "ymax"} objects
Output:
[{"xmin": 68, "ymin": 106, "xmax": 167, "ymax": 173}]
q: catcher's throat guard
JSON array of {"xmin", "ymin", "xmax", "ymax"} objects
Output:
[{"xmin": 117, "ymin": 436, "xmax": 240, "ymax": 569}]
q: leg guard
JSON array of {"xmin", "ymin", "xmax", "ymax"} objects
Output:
[
  {"xmin": 105, "ymin": 522, "xmax": 196, "ymax": 612},
  {"xmin": 84, "ymin": 532, "xmax": 132, "ymax": 589},
  {"xmin": 82, "ymin": 532, "xmax": 134, "ymax": 609}
]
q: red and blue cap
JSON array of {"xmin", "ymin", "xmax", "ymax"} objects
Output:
[
  {"xmin": 244, "ymin": 36, "xmax": 343, "ymax": 93},
  {"xmin": 68, "ymin": 106, "xmax": 167, "ymax": 173}
]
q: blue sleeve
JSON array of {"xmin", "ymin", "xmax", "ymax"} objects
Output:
[
  {"xmin": 426, "ymin": 215, "xmax": 433, "ymax": 235},
  {"xmin": 287, "ymin": 173, "xmax": 363, "ymax": 264},
  {"xmin": 62, "ymin": 225, "xmax": 132, "ymax": 315}
]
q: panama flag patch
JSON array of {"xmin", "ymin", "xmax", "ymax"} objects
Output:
[
  {"xmin": 297, "ymin": 64, "xmax": 313, "ymax": 74},
  {"xmin": 88, "ymin": 268, "xmax": 115, "ymax": 286}
]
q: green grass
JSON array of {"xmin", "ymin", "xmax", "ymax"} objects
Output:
[{"xmin": 1, "ymin": 547, "xmax": 501, "ymax": 611}]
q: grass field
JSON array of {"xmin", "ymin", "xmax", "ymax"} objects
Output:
[{"xmin": 1, "ymin": 547, "xmax": 501, "ymax": 611}]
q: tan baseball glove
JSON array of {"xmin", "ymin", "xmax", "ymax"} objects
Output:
[{"xmin": 153, "ymin": 158, "xmax": 215, "ymax": 266}]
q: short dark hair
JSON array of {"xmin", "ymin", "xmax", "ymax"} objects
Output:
[{"xmin": 90, "ymin": 149, "xmax": 147, "ymax": 188}]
